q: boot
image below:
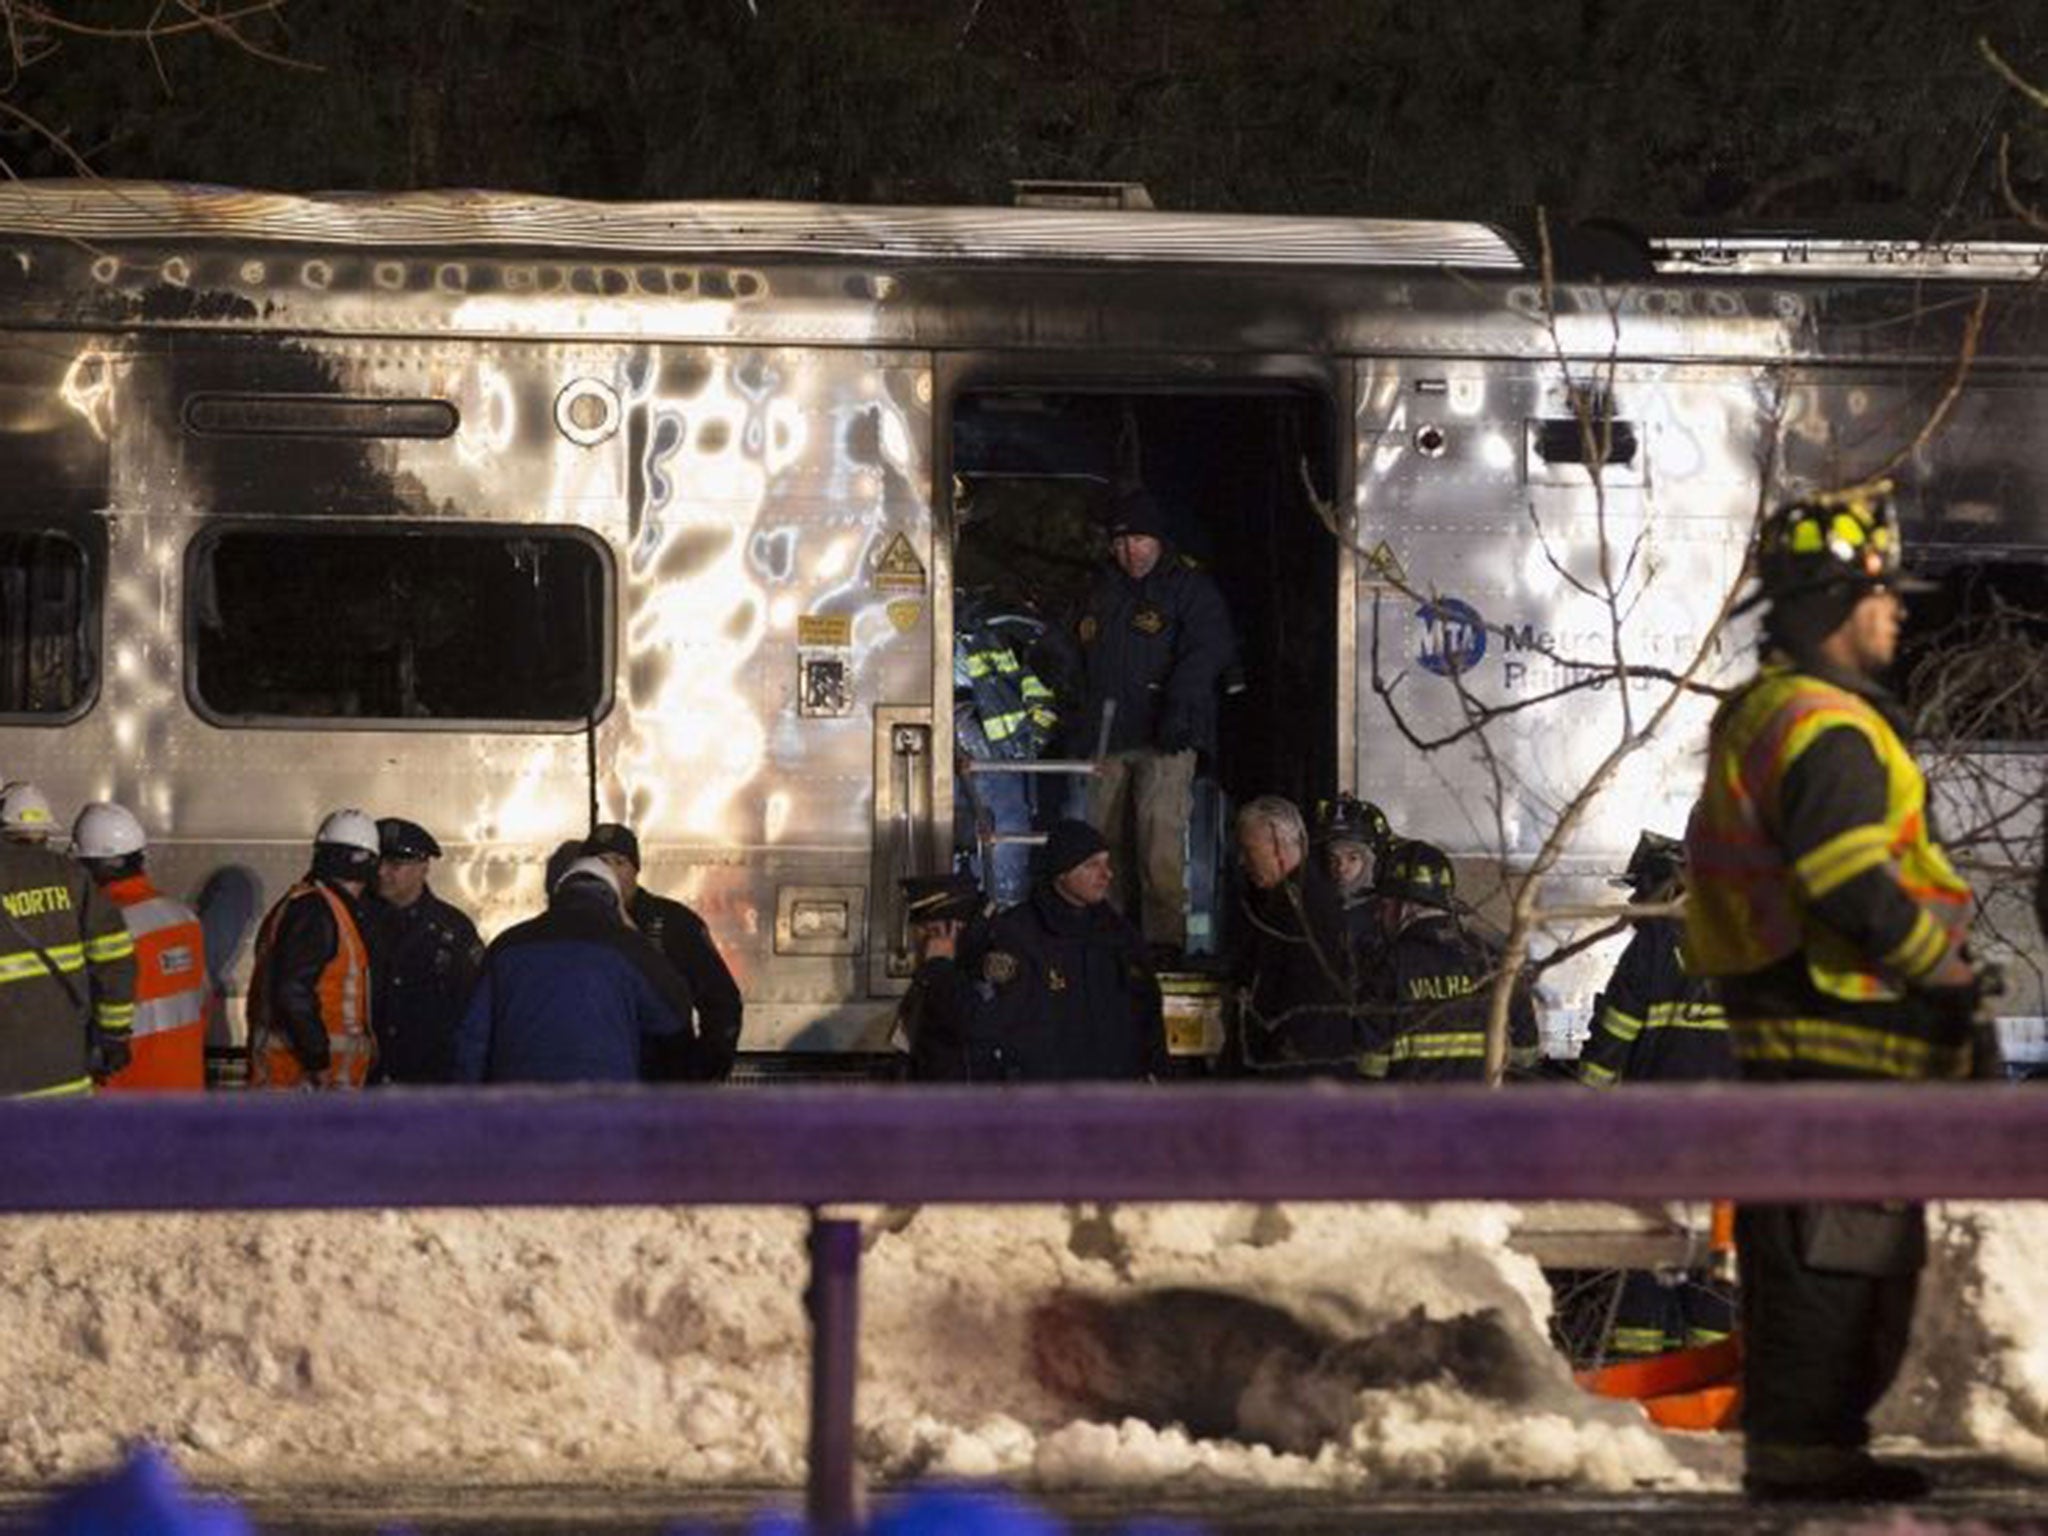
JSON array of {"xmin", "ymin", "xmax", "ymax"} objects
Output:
[{"xmin": 1743, "ymin": 1444, "xmax": 1932, "ymax": 1504}]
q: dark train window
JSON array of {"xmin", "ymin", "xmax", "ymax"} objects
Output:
[
  {"xmin": 189, "ymin": 526, "xmax": 610, "ymax": 727},
  {"xmin": 0, "ymin": 527, "xmax": 98, "ymax": 720},
  {"xmin": 1896, "ymin": 557, "xmax": 2048, "ymax": 746}
]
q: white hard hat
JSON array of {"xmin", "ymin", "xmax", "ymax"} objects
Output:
[
  {"xmin": 314, "ymin": 808, "xmax": 381, "ymax": 855},
  {"xmin": 555, "ymin": 854, "xmax": 621, "ymax": 905},
  {"xmin": 0, "ymin": 781, "xmax": 56, "ymax": 836},
  {"xmin": 72, "ymin": 801, "xmax": 147, "ymax": 860}
]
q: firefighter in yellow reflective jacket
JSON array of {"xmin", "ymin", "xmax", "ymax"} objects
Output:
[
  {"xmin": 0, "ymin": 836, "xmax": 137, "ymax": 1096},
  {"xmin": 1687, "ymin": 482, "xmax": 1978, "ymax": 1505}
]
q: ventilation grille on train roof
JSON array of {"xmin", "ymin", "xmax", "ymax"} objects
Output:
[{"xmin": 0, "ymin": 180, "xmax": 1524, "ymax": 270}]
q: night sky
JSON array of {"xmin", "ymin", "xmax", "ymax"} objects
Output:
[{"xmin": 8, "ymin": 0, "xmax": 2048, "ymax": 232}]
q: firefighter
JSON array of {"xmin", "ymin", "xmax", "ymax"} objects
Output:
[
  {"xmin": 363, "ymin": 817, "xmax": 484, "ymax": 1085},
  {"xmin": 0, "ymin": 780, "xmax": 57, "ymax": 846},
  {"xmin": 585, "ymin": 822, "xmax": 744, "ymax": 1080},
  {"xmin": 246, "ymin": 808, "xmax": 379, "ymax": 1090},
  {"xmin": 1048, "ymin": 486, "xmax": 1237, "ymax": 962},
  {"xmin": 953, "ymin": 591, "xmax": 1059, "ymax": 909},
  {"xmin": 1312, "ymin": 794, "xmax": 1394, "ymax": 968},
  {"xmin": 1363, "ymin": 839, "xmax": 1539, "ymax": 1082},
  {"xmin": 455, "ymin": 855, "xmax": 692, "ymax": 1084},
  {"xmin": 974, "ymin": 818, "xmax": 1167, "ymax": 1080},
  {"xmin": 1686, "ymin": 482, "xmax": 1980, "ymax": 1504},
  {"xmin": 71, "ymin": 801, "xmax": 207, "ymax": 1092},
  {"xmin": 1234, "ymin": 795, "xmax": 1369, "ymax": 1077},
  {"xmin": 1580, "ymin": 829, "xmax": 1735, "ymax": 1360},
  {"xmin": 895, "ymin": 870, "xmax": 997, "ymax": 1081},
  {"xmin": 1579, "ymin": 831, "xmax": 1732, "ymax": 1089},
  {"xmin": 0, "ymin": 809, "xmax": 135, "ymax": 1097}
]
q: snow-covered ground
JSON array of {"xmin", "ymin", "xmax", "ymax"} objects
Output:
[{"xmin": 0, "ymin": 1201, "xmax": 2040, "ymax": 1494}]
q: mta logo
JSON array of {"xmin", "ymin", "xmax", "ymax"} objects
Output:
[{"xmin": 1417, "ymin": 597, "xmax": 1488, "ymax": 677}]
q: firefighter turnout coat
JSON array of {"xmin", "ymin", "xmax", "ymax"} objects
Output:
[
  {"xmin": 1686, "ymin": 658, "xmax": 1973, "ymax": 1080},
  {"xmin": 0, "ymin": 843, "xmax": 137, "ymax": 1097},
  {"xmin": 96, "ymin": 873, "xmax": 207, "ymax": 1092}
]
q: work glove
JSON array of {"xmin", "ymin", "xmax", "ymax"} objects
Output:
[
  {"xmin": 91, "ymin": 1031, "xmax": 131, "ymax": 1079},
  {"xmin": 1157, "ymin": 704, "xmax": 1196, "ymax": 754}
]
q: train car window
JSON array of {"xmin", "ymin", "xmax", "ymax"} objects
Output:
[
  {"xmin": 1897, "ymin": 557, "xmax": 2048, "ymax": 746},
  {"xmin": 188, "ymin": 526, "xmax": 610, "ymax": 728},
  {"xmin": 0, "ymin": 527, "xmax": 98, "ymax": 720}
]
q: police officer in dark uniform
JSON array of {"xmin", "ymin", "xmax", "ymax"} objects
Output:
[
  {"xmin": 364, "ymin": 817, "xmax": 484, "ymax": 1085},
  {"xmin": 1046, "ymin": 487, "xmax": 1237, "ymax": 961},
  {"xmin": 975, "ymin": 819, "xmax": 1167, "ymax": 1081},
  {"xmin": 585, "ymin": 822, "xmax": 745, "ymax": 1081},
  {"xmin": 1364, "ymin": 839, "xmax": 1540, "ymax": 1082},
  {"xmin": 895, "ymin": 870, "xmax": 997, "ymax": 1081}
]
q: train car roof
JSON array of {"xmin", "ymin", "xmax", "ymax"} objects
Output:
[{"xmin": 0, "ymin": 180, "xmax": 1527, "ymax": 271}]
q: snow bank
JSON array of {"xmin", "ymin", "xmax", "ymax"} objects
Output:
[
  {"xmin": 1881, "ymin": 1202, "xmax": 2048, "ymax": 1471},
  {"xmin": 0, "ymin": 1201, "xmax": 1700, "ymax": 1494}
]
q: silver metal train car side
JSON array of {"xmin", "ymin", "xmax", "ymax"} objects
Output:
[{"xmin": 0, "ymin": 182, "xmax": 2041, "ymax": 1063}]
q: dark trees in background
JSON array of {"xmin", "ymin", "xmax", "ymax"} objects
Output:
[{"xmin": 8, "ymin": 0, "xmax": 2048, "ymax": 228}]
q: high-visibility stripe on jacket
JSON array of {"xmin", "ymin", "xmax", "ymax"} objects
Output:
[
  {"xmin": 247, "ymin": 879, "xmax": 374, "ymax": 1089},
  {"xmin": 98, "ymin": 873, "xmax": 207, "ymax": 1092},
  {"xmin": 0, "ymin": 841, "xmax": 138, "ymax": 1097},
  {"xmin": 956, "ymin": 631, "xmax": 1057, "ymax": 761},
  {"xmin": 1686, "ymin": 663, "xmax": 1971, "ymax": 1080}
]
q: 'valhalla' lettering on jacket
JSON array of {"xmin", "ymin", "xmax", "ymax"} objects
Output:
[
  {"xmin": 1407, "ymin": 972, "xmax": 1477, "ymax": 1002},
  {"xmin": 2, "ymin": 885, "xmax": 74, "ymax": 920}
]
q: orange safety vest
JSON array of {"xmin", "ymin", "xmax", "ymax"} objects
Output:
[
  {"xmin": 96, "ymin": 873, "xmax": 207, "ymax": 1092},
  {"xmin": 247, "ymin": 879, "xmax": 374, "ymax": 1090},
  {"xmin": 1687, "ymin": 662, "xmax": 1973, "ymax": 1079}
]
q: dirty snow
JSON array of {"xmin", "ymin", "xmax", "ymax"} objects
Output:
[{"xmin": 0, "ymin": 1200, "xmax": 2037, "ymax": 1494}]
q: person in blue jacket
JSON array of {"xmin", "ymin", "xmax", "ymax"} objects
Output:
[{"xmin": 454, "ymin": 856, "xmax": 693, "ymax": 1084}]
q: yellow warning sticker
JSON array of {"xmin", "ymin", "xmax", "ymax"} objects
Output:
[
  {"xmin": 886, "ymin": 599, "xmax": 924, "ymax": 633},
  {"xmin": 798, "ymin": 613, "xmax": 853, "ymax": 647},
  {"xmin": 1364, "ymin": 540, "xmax": 1407, "ymax": 585},
  {"xmin": 874, "ymin": 531, "xmax": 928, "ymax": 591}
]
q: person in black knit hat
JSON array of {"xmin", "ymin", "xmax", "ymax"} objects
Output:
[{"xmin": 903, "ymin": 819, "xmax": 1166, "ymax": 1082}]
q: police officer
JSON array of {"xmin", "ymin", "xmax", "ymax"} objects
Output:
[
  {"xmin": 894, "ymin": 870, "xmax": 996, "ymax": 1081},
  {"xmin": 1580, "ymin": 829, "xmax": 1734, "ymax": 1361},
  {"xmin": 975, "ymin": 819, "xmax": 1167, "ymax": 1080},
  {"xmin": 1687, "ymin": 483, "xmax": 1979, "ymax": 1504},
  {"xmin": 1580, "ymin": 831, "xmax": 1731, "ymax": 1089},
  {"xmin": 0, "ymin": 811, "xmax": 135, "ymax": 1097},
  {"xmin": 585, "ymin": 823, "xmax": 744, "ymax": 1081},
  {"xmin": 455, "ymin": 856, "xmax": 692, "ymax": 1084},
  {"xmin": 247, "ymin": 809, "xmax": 379, "ymax": 1090},
  {"xmin": 363, "ymin": 817, "xmax": 484, "ymax": 1085},
  {"xmin": 1051, "ymin": 487, "xmax": 1237, "ymax": 961},
  {"xmin": 1234, "ymin": 795, "xmax": 1368, "ymax": 1077},
  {"xmin": 1312, "ymin": 794, "xmax": 1394, "ymax": 970},
  {"xmin": 72, "ymin": 802, "xmax": 208, "ymax": 1092},
  {"xmin": 1364, "ymin": 839, "xmax": 1539, "ymax": 1082}
]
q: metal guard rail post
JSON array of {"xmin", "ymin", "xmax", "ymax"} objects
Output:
[{"xmin": 4, "ymin": 1083, "xmax": 2046, "ymax": 1527}]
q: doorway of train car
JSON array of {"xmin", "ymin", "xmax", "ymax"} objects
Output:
[{"xmin": 944, "ymin": 378, "xmax": 1343, "ymax": 984}]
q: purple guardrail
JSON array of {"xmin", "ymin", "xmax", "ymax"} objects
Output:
[{"xmin": 1, "ymin": 1083, "xmax": 2044, "ymax": 1211}]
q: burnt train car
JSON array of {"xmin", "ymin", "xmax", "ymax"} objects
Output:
[{"xmin": 0, "ymin": 181, "xmax": 2040, "ymax": 1068}]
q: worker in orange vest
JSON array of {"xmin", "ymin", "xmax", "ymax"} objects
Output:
[
  {"xmin": 247, "ymin": 809, "xmax": 378, "ymax": 1090},
  {"xmin": 72, "ymin": 802, "xmax": 208, "ymax": 1092}
]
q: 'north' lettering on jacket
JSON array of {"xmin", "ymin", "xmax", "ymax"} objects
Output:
[{"xmin": 2, "ymin": 885, "xmax": 73, "ymax": 919}]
